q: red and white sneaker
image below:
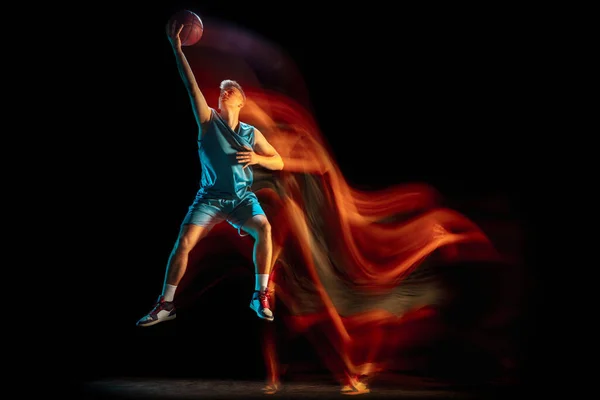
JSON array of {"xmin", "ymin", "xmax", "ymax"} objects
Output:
[
  {"xmin": 249, "ymin": 290, "xmax": 274, "ymax": 321},
  {"xmin": 136, "ymin": 295, "xmax": 176, "ymax": 327}
]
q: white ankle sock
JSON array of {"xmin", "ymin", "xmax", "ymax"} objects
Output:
[
  {"xmin": 255, "ymin": 274, "xmax": 269, "ymax": 292},
  {"xmin": 162, "ymin": 284, "xmax": 177, "ymax": 302}
]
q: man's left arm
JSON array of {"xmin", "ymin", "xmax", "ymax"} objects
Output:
[{"xmin": 237, "ymin": 128, "xmax": 284, "ymax": 171}]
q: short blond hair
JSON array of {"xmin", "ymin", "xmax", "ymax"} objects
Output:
[{"xmin": 220, "ymin": 79, "xmax": 246, "ymax": 101}]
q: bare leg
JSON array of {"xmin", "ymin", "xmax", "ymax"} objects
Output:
[
  {"xmin": 241, "ymin": 215, "xmax": 273, "ymax": 276},
  {"xmin": 137, "ymin": 223, "xmax": 213, "ymax": 327},
  {"xmin": 163, "ymin": 223, "xmax": 212, "ymax": 287},
  {"xmin": 243, "ymin": 214, "xmax": 275, "ymax": 321}
]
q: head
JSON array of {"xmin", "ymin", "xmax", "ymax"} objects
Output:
[{"xmin": 218, "ymin": 79, "xmax": 246, "ymax": 111}]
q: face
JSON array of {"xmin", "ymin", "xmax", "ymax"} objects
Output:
[{"xmin": 219, "ymin": 86, "xmax": 245, "ymax": 109}]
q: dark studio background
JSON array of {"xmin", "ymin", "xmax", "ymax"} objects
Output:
[{"xmin": 60, "ymin": 1, "xmax": 549, "ymax": 397}]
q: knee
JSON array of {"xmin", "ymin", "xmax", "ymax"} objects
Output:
[
  {"xmin": 257, "ymin": 219, "xmax": 272, "ymax": 238},
  {"xmin": 174, "ymin": 234, "xmax": 196, "ymax": 253}
]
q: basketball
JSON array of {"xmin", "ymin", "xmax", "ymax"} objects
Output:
[{"xmin": 169, "ymin": 10, "xmax": 203, "ymax": 46}]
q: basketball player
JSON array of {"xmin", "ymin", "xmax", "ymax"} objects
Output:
[{"xmin": 136, "ymin": 19, "xmax": 284, "ymax": 327}]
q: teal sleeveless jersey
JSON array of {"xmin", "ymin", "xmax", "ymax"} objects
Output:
[{"xmin": 197, "ymin": 108, "xmax": 256, "ymax": 199}]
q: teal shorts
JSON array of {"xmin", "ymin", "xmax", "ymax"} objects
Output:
[{"xmin": 182, "ymin": 190, "xmax": 265, "ymax": 236}]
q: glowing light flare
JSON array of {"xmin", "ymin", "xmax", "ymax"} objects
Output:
[{"xmin": 167, "ymin": 19, "xmax": 511, "ymax": 387}]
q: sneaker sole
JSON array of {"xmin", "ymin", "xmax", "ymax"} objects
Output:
[
  {"xmin": 137, "ymin": 314, "xmax": 176, "ymax": 327},
  {"xmin": 249, "ymin": 304, "xmax": 274, "ymax": 321}
]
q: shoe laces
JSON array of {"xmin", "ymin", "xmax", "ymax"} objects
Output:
[
  {"xmin": 150, "ymin": 300, "xmax": 168, "ymax": 315},
  {"xmin": 258, "ymin": 291, "xmax": 271, "ymax": 310}
]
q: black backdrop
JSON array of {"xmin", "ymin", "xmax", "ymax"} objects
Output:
[{"xmin": 54, "ymin": 1, "xmax": 547, "ymax": 395}]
